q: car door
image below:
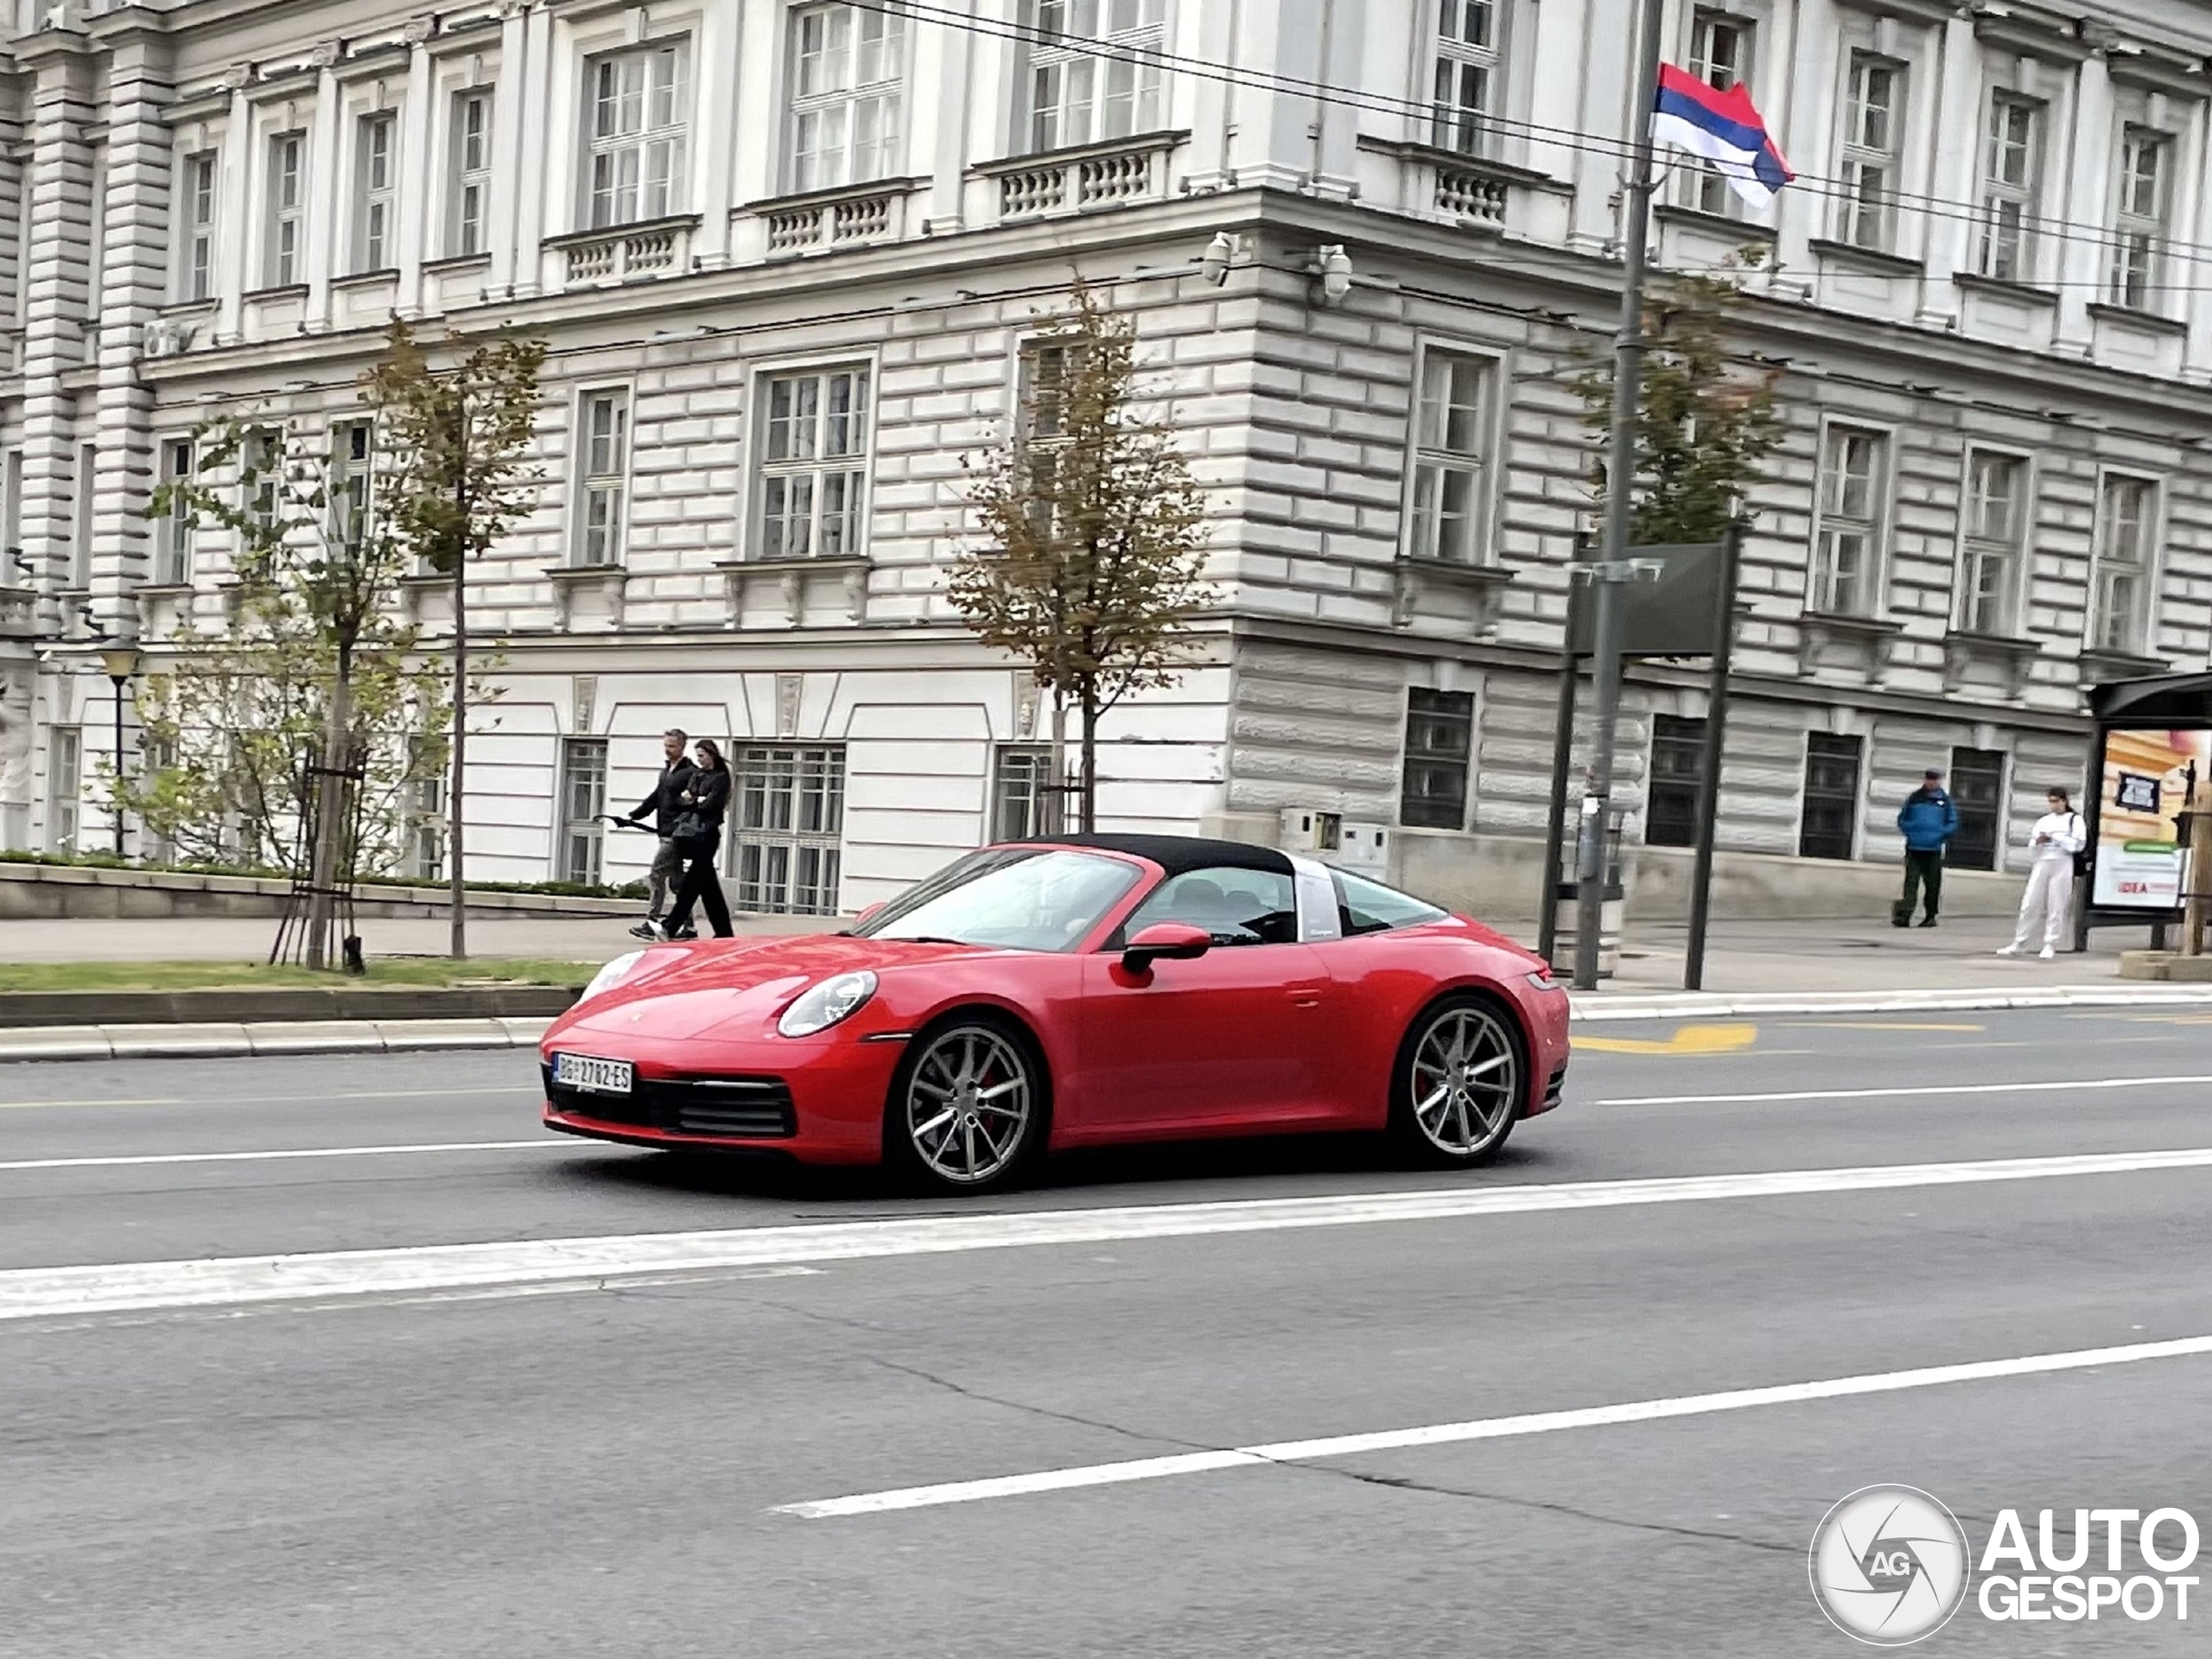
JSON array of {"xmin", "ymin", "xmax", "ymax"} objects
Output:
[{"xmin": 1075, "ymin": 864, "xmax": 1333, "ymax": 1134}]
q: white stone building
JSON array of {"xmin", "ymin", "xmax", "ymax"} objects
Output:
[{"xmin": 1, "ymin": 0, "xmax": 2209, "ymax": 921}]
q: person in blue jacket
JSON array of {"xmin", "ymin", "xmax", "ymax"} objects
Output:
[{"xmin": 1894, "ymin": 766, "xmax": 1961, "ymax": 927}]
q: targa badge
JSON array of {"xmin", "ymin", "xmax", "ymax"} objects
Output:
[{"xmin": 1810, "ymin": 1485, "xmax": 1971, "ymax": 1645}]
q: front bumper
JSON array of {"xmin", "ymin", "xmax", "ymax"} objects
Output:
[{"xmin": 539, "ymin": 1034, "xmax": 902, "ymax": 1164}]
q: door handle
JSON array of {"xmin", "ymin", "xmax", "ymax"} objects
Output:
[{"xmin": 1287, "ymin": 988, "xmax": 1322, "ymax": 1009}]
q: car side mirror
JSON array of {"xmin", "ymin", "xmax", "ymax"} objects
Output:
[{"xmin": 1122, "ymin": 921, "xmax": 1211, "ymax": 975}]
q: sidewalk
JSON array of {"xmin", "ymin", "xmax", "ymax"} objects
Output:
[{"xmin": 0, "ymin": 909, "xmax": 2163, "ymax": 994}]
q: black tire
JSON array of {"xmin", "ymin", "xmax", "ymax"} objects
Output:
[
  {"xmin": 883, "ymin": 1014, "xmax": 1050, "ymax": 1194},
  {"xmin": 1388, "ymin": 993, "xmax": 1527, "ymax": 1167}
]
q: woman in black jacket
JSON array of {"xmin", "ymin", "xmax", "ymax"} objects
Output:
[{"xmin": 643, "ymin": 738, "xmax": 734, "ymax": 940}]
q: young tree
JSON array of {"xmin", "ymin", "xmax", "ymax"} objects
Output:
[
  {"xmin": 113, "ymin": 588, "xmax": 454, "ymax": 880},
  {"xmin": 949, "ymin": 286, "xmax": 1214, "ymax": 831},
  {"xmin": 1575, "ymin": 250, "xmax": 1787, "ymax": 542},
  {"xmin": 364, "ymin": 321, "xmax": 546, "ymax": 959},
  {"xmin": 150, "ymin": 407, "xmax": 409, "ymax": 968}
]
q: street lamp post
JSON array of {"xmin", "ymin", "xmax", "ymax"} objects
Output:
[{"xmin": 98, "ymin": 644, "xmax": 142, "ymax": 859}]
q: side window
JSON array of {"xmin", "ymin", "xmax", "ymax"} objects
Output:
[
  {"xmin": 1332, "ymin": 870, "xmax": 1448, "ymax": 937},
  {"xmin": 1122, "ymin": 867, "xmax": 1298, "ymax": 946}
]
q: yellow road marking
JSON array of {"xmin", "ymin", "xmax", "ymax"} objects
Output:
[
  {"xmin": 2123, "ymin": 1014, "xmax": 2212, "ymax": 1027},
  {"xmin": 1574, "ymin": 1023, "xmax": 1758, "ymax": 1057},
  {"xmin": 1782, "ymin": 1021, "xmax": 1986, "ymax": 1033}
]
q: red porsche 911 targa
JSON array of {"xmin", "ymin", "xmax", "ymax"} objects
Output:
[{"xmin": 541, "ymin": 835, "xmax": 1570, "ymax": 1192}]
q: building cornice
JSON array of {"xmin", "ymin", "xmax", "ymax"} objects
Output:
[{"xmin": 124, "ymin": 184, "xmax": 2212, "ymax": 448}]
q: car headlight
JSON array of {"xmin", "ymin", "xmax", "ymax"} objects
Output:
[
  {"xmin": 1527, "ymin": 969, "xmax": 1565, "ymax": 992},
  {"xmin": 581, "ymin": 950, "xmax": 647, "ymax": 1004},
  {"xmin": 778, "ymin": 969, "xmax": 878, "ymax": 1038}
]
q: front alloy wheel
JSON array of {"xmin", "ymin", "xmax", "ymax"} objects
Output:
[
  {"xmin": 1395, "ymin": 997, "xmax": 1524, "ymax": 1166},
  {"xmin": 893, "ymin": 1020, "xmax": 1043, "ymax": 1192}
]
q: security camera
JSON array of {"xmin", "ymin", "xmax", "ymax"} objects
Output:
[
  {"xmin": 1314, "ymin": 245, "xmax": 1353, "ymax": 304},
  {"xmin": 1200, "ymin": 232, "xmax": 1236, "ymax": 287}
]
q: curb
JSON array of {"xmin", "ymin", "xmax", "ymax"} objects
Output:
[
  {"xmin": 0, "ymin": 1017, "xmax": 554, "ymax": 1062},
  {"xmin": 1570, "ymin": 984, "xmax": 2212, "ymax": 1022},
  {"xmin": 0, "ymin": 985, "xmax": 581, "ymax": 1029}
]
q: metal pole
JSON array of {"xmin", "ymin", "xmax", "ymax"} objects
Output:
[
  {"xmin": 109, "ymin": 672, "xmax": 128, "ymax": 858},
  {"xmin": 1683, "ymin": 524, "xmax": 1743, "ymax": 992},
  {"xmin": 1573, "ymin": 577, "xmax": 1627, "ymax": 989},
  {"xmin": 1573, "ymin": 0, "xmax": 1667, "ymax": 993},
  {"xmin": 2074, "ymin": 728, "xmax": 2107, "ymax": 955},
  {"xmin": 2188, "ymin": 772, "xmax": 2210, "ymax": 958},
  {"xmin": 1535, "ymin": 588, "xmax": 1581, "ymax": 968}
]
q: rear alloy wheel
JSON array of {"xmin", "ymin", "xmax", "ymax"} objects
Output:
[
  {"xmin": 890, "ymin": 1020, "xmax": 1045, "ymax": 1192},
  {"xmin": 1392, "ymin": 995, "xmax": 1524, "ymax": 1166}
]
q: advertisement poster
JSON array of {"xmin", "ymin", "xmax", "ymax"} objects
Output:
[{"xmin": 2091, "ymin": 726, "xmax": 2212, "ymax": 909}]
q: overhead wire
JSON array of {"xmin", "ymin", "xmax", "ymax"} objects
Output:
[{"xmin": 852, "ymin": 0, "xmax": 2212, "ymax": 293}]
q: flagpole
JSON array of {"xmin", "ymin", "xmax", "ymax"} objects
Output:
[{"xmin": 1571, "ymin": 0, "xmax": 1669, "ymax": 992}]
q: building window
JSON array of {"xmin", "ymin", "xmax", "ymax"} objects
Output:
[
  {"xmin": 46, "ymin": 726, "xmax": 81, "ymax": 852},
  {"xmin": 1408, "ymin": 350, "xmax": 1491, "ymax": 564},
  {"xmin": 557, "ymin": 737, "xmax": 608, "ymax": 886},
  {"xmin": 574, "ymin": 389, "xmax": 630, "ymax": 566},
  {"xmin": 733, "ymin": 744, "xmax": 846, "ymax": 915},
  {"xmin": 787, "ymin": 2, "xmax": 905, "ymax": 193},
  {"xmin": 1026, "ymin": 0, "xmax": 1166, "ymax": 153},
  {"xmin": 70, "ymin": 443, "xmax": 94, "ymax": 588},
  {"xmin": 586, "ymin": 42, "xmax": 688, "ymax": 229},
  {"xmin": 1400, "ymin": 687, "xmax": 1473, "ymax": 830},
  {"xmin": 1809, "ymin": 425, "xmax": 1886, "ymax": 617},
  {"xmin": 2, "ymin": 450, "xmax": 18, "ymax": 569},
  {"xmin": 2088, "ymin": 474, "xmax": 2157, "ymax": 654},
  {"xmin": 1680, "ymin": 10, "xmax": 1755, "ymax": 217},
  {"xmin": 238, "ymin": 428, "xmax": 281, "ymax": 539},
  {"xmin": 1947, "ymin": 746, "xmax": 2005, "ymax": 873},
  {"xmin": 180, "ymin": 150, "xmax": 218, "ymax": 301},
  {"xmin": 1645, "ymin": 714, "xmax": 1706, "ymax": 849},
  {"xmin": 329, "ymin": 420, "xmax": 374, "ymax": 551},
  {"xmin": 406, "ymin": 761, "xmax": 446, "ymax": 881},
  {"xmin": 992, "ymin": 744, "xmax": 1060, "ymax": 841},
  {"xmin": 2107, "ymin": 126, "xmax": 2171, "ymax": 310},
  {"xmin": 757, "ymin": 366, "xmax": 870, "ymax": 562},
  {"xmin": 448, "ymin": 89, "xmax": 493, "ymax": 257},
  {"xmin": 1958, "ymin": 449, "xmax": 2026, "ymax": 636},
  {"xmin": 264, "ymin": 130, "xmax": 306, "ymax": 287},
  {"xmin": 1798, "ymin": 732, "xmax": 1863, "ymax": 861},
  {"xmin": 156, "ymin": 438, "xmax": 194, "ymax": 586},
  {"xmin": 353, "ymin": 112, "xmax": 397, "ymax": 272},
  {"xmin": 1431, "ymin": 0, "xmax": 1499, "ymax": 156},
  {"xmin": 1837, "ymin": 53, "xmax": 1901, "ymax": 251},
  {"xmin": 1976, "ymin": 92, "xmax": 2043, "ymax": 283}
]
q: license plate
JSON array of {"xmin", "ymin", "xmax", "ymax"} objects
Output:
[{"xmin": 553, "ymin": 1053, "xmax": 634, "ymax": 1096}]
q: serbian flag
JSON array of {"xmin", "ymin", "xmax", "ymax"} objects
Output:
[{"xmin": 1652, "ymin": 64, "xmax": 1793, "ymax": 210}]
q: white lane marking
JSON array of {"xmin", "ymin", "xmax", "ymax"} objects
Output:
[
  {"xmin": 0, "ymin": 1140, "xmax": 570, "ymax": 1173},
  {"xmin": 6, "ymin": 1145, "xmax": 2212, "ymax": 1322},
  {"xmin": 15, "ymin": 1266, "xmax": 827, "ymax": 1336},
  {"xmin": 1597, "ymin": 1073, "xmax": 2212, "ymax": 1108},
  {"xmin": 0, "ymin": 1085, "xmax": 542, "ymax": 1113},
  {"xmin": 776, "ymin": 1332, "xmax": 2212, "ymax": 1518}
]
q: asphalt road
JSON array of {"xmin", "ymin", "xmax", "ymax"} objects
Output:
[{"xmin": 5, "ymin": 1009, "xmax": 2212, "ymax": 1656}]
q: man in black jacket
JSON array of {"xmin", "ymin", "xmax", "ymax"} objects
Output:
[{"xmin": 627, "ymin": 729, "xmax": 695, "ymax": 931}]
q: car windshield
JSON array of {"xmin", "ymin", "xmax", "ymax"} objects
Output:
[{"xmin": 851, "ymin": 848, "xmax": 1142, "ymax": 952}]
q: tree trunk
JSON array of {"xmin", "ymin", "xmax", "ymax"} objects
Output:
[
  {"xmin": 448, "ymin": 552, "xmax": 467, "ymax": 959},
  {"xmin": 302, "ymin": 662, "xmax": 353, "ymax": 971},
  {"xmin": 1077, "ymin": 682, "xmax": 1099, "ymax": 834},
  {"xmin": 1046, "ymin": 690, "xmax": 1067, "ymax": 837}
]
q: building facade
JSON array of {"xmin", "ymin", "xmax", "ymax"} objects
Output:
[{"xmin": 1, "ymin": 0, "xmax": 2209, "ymax": 921}]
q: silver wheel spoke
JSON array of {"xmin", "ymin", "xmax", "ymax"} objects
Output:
[
  {"xmin": 1409, "ymin": 1007, "xmax": 1516, "ymax": 1157},
  {"xmin": 907, "ymin": 1027, "xmax": 1033, "ymax": 1185}
]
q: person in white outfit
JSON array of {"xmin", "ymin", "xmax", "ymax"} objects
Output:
[{"xmin": 1998, "ymin": 788, "xmax": 2087, "ymax": 959}]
